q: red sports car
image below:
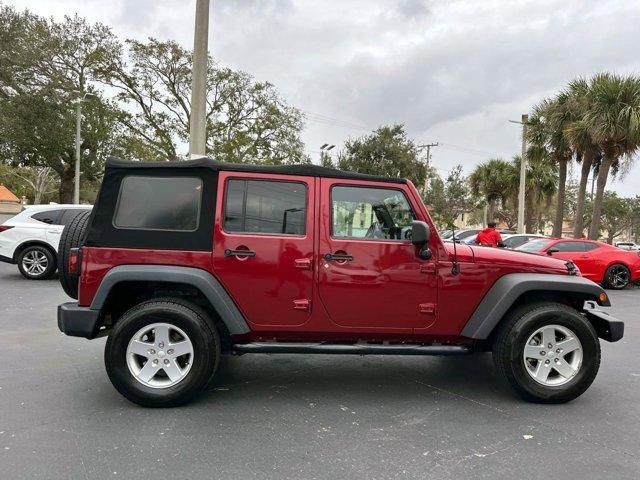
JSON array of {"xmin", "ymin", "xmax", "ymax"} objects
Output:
[{"xmin": 517, "ymin": 238, "xmax": 640, "ymax": 289}]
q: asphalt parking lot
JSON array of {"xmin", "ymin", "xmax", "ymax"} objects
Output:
[{"xmin": 0, "ymin": 262, "xmax": 638, "ymax": 479}]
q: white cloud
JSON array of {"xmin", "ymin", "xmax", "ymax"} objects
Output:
[{"xmin": 5, "ymin": 0, "xmax": 640, "ymax": 195}]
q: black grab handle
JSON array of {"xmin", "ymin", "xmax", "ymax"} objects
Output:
[
  {"xmin": 225, "ymin": 249, "xmax": 256, "ymax": 257},
  {"xmin": 324, "ymin": 253, "xmax": 354, "ymax": 262}
]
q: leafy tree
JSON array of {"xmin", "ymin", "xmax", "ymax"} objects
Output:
[
  {"xmin": 526, "ymin": 94, "xmax": 573, "ymax": 237},
  {"xmin": 599, "ymin": 192, "xmax": 633, "ymax": 244},
  {"xmin": 101, "ymin": 39, "xmax": 308, "ymax": 164},
  {"xmin": 0, "ymin": 7, "xmax": 124, "ymax": 201},
  {"xmin": 336, "ymin": 125, "xmax": 427, "ymax": 187},
  {"xmin": 468, "ymin": 158, "xmax": 516, "ymax": 222},
  {"xmin": 584, "ymin": 73, "xmax": 640, "ymax": 239},
  {"xmin": 428, "ymin": 165, "xmax": 476, "ymax": 228},
  {"xmin": 564, "ymin": 78, "xmax": 602, "ymax": 237}
]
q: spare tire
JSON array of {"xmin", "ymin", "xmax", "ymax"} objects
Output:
[{"xmin": 58, "ymin": 210, "xmax": 92, "ymax": 299}]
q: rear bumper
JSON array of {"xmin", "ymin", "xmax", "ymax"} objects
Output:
[
  {"xmin": 584, "ymin": 302, "xmax": 624, "ymax": 342},
  {"xmin": 57, "ymin": 302, "xmax": 100, "ymax": 339}
]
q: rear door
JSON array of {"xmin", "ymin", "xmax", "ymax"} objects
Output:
[
  {"xmin": 212, "ymin": 172, "xmax": 315, "ymax": 328},
  {"xmin": 317, "ymin": 179, "xmax": 437, "ymax": 330}
]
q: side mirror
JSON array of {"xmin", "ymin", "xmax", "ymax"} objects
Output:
[
  {"xmin": 411, "ymin": 221, "xmax": 431, "ymax": 260},
  {"xmin": 547, "ymin": 247, "xmax": 559, "ymax": 255},
  {"xmin": 411, "ymin": 220, "xmax": 430, "ymax": 246}
]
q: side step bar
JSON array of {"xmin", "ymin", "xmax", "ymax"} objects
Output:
[{"xmin": 232, "ymin": 342, "xmax": 471, "ymax": 356}]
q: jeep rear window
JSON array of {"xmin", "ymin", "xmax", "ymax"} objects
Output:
[
  {"xmin": 224, "ymin": 179, "xmax": 306, "ymax": 235},
  {"xmin": 113, "ymin": 176, "xmax": 202, "ymax": 231}
]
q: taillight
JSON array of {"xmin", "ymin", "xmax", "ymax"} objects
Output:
[
  {"xmin": 68, "ymin": 248, "xmax": 81, "ymax": 275},
  {"xmin": 0, "ymin": 225, "xmax": 13, "ymax": 232}
]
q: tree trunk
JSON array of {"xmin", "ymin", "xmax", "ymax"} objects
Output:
[
  {"xmin": 588, "ymin": 153, "xmax": 614, "ymax": 240},
  {"xmin": 58, "ymin": 166, "xmax": 74, "ymax": 203},
  {"xmin": 488, "ymin": 200, "xmax": 495, "ymax": 222},
  {"xmin": 607, "ymin": 230, "xmax": 614, "ymax": 244},
  {"xmin": 573, "ymin": 154, "xmax": 593, "ymax": 238},
  {"xmin": 552, "ymin": 158, "xmax": 567, "ymax": 238}
]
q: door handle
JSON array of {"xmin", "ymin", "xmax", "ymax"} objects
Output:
[
  {"xmin": 324, "ymin": 253, "xmax": 353, "ymax": 262},
  {"xmin": 224, "ymin": 249, "xmax": 256, "ymax": 257},
  {"xmin": 295, "ymin": 258, "xmax": 312, "ymax": 270}
]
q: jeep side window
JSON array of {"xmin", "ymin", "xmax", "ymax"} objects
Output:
[
  {"xmin": 331, "ymin": 186, "xmax": 415, "ymax": 241},
  {"xmin": 224, "ymin": 179, "xmax": 306, "ymax": 235}
]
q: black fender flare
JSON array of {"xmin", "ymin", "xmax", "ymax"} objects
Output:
[
  {"xmin": 460, "ymin": 273, "xmax": 610, "ymax": 340},
  {"xmin": 89, "ymin": 265, "xmax": 250, "ymax": 335}
]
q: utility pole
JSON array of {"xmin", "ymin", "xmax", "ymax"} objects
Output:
[
  {"xmin": 510, "ymin": 114, "xmax": 528, "ymax": 233},
  {"xmin": 189, "ymin": 0, "xmax": 210, "ymax": 158},
  {"xmin": 417, "ymin": 142, "xmax": 438, "ymax": 195}
]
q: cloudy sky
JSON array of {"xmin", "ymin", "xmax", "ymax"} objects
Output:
[{"xmin": 7, "ymin": 0, "xmax": 640, "ymax": 194}]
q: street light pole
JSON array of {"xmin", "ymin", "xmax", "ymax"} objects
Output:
[
  {"xmin": 73, "ymin": 100, "xmax": 82, "ymax": 204},
  {"xmin": 189, "ymin": 0, "xmax": 210, "ymax": 159},
  {"xmin": 510, "ymin": 114, "xmax": 528, "ymax": 233},
  {"xmin": 73, "ymin": 92, "xmax": 96, "ymax": 204}
]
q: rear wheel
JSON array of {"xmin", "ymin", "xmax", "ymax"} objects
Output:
[
  {"xmin": 493, "ymin": 302, "xmax": 600, "ymax": 403},
  {"xmin": 603, "ymin": 263, "xmax": 630, "ymax": 290},
  {"xmin": 105, "ymin": 299, "xmax": 220, "ymax": 407},
  {"xmin": 17, "ymin": 245, "xmax": 56, "ymax": 279},
  {"xmin": 58, "ymin": 210, "xmax": 91, "ymax": 298}
]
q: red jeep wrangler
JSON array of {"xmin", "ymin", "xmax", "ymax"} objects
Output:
[{"xmin": 57, "ymin": 158, "xmax": 623, "ymax": 407}]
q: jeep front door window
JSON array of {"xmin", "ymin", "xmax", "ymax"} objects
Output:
[{"xmin": 331, "ymin": 186, "xmax": 415, "ymax": 241}]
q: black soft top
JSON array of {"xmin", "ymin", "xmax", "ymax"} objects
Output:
[{"xmin": 105, "ymin": 157, "xmax": 408, "ymax": 184}]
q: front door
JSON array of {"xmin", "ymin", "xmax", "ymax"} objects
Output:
[
  {"xmin": 212, "ymin": 172, "xmax": 315, "ymax": 328},
  {"xmin": 317, "ymin": 179, "xmax": 437, "ymax": 330}
]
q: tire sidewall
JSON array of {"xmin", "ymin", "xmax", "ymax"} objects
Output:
[
  {"xmin": 503, "ymin": 306, "xmax": 600, "ymax": 402},
  {"xmin": 17, "ymin": 246, "xmax": 56, "ymax": 280},
  {"xmin": 105, "ymin": 302, "xmax": 219, "ymax": 407}
]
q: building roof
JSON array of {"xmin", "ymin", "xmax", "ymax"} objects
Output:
[
  {"xmin": 105, "ymin": 157, "xmax": 408, "ymax": 184},
  {"xmin": 0, "ymin": 184, "xmax": 20, "ymax": 203}
]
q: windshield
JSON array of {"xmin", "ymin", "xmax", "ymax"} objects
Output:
[{"xmin": 516, "ymin": 238, "xmax": 552, "ymax": 252}]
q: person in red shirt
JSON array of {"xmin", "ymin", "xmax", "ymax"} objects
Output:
[{"xmin": 476, "ymin": 222, "xmax": 502, "ymax": 247}]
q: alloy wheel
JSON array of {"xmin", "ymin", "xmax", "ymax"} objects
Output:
[
  {"xmin": 608, "ymin": 265, "xmax": 629, "ymax": 289},
  {"xmin": 126, "ymin": 323, "xmax": 194, "ymax": 388},
  {"xmin": 21, "ymin": 250, "xmax": 49, "ymax": 277},
  {"xmin": 523, "ymin": 324, "xmax": 583, "ymax": 386}
]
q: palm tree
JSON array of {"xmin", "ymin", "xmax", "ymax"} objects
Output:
[
  {"xmin": 564, "ymin": 78, "xmax": 602, "ymax": 237},
  {"xmin": 469, "ymin": 158, "xmax": 515, "ymax": 221},
  {"xmin": 526, "ymin": 95, "xmax": 573, "ymax": 237},
  {"xmin": 584, "ymin": 73, "xmax": 640, "ymax": 239}
]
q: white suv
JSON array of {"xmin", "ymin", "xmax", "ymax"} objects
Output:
[{"xmin": 0, "ymin": 205, "xmax": 92, "ymax": 279}]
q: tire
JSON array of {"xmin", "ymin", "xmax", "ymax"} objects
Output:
[
  {"xmin": 17, "ymin": 245, "xmax": 56, "ymax": 279},
  {"xmin": 58, "ymin": 210, "xmax": 91, "ymax": 298},
  {"xmin": 602, "ymin": 263, "xmax": 630, "ymax": 290},
  {"xmin": 105, "ymin": 299, "xmax": 220, "ymax": 408},
  {"xmin": 492, "ymin": 302, "xmax": 600, "ymax": 404}
]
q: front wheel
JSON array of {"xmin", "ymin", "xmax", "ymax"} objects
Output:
[
  {"xmin": 493, "ymin": 302, "xmax": 600, "ymax": 403},
  {"xmin": 105, "ymin": 299, "xmax": 220, "ymax": 407}
]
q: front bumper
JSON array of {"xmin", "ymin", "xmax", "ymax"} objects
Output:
[
  {"xmin": 584, "ymin": 301, "xmax": 624, "ymax": 342},
  {"xmin": 57, "ymin": 302, "xmax": 100, "ymax": 339}
]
